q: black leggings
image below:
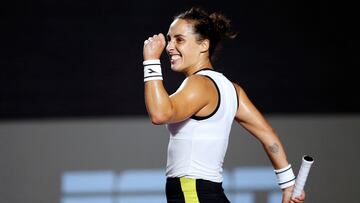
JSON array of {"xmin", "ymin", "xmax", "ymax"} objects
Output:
[{"xmin": 166, "ymin": 177, "xmax": 230, "ymax": 203}]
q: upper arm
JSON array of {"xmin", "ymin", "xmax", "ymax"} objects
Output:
[
  {"xmin": 233, "ymin": 83, "xmax": 276, "ymax": 142},
  {"xmin": 167, "ymin": 75, "xmax": 213, "ymax": 123}
]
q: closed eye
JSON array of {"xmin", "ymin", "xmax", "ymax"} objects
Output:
[
  {"xmin": 176, "ymin": 37, "xmax": 184, "ymax": 43},
  {"xmin": 167, "ymin": 34, "xmax": 186, "ymax": 43}
]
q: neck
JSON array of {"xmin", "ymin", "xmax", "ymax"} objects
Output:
[{"xmin": 184, "ymin": 59, "xmax": 213, "ymax": 76}]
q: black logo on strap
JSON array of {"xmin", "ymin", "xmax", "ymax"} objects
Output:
[{"xmin": 148, "ymin": 68, "xmax": 158, "ymax": 74}]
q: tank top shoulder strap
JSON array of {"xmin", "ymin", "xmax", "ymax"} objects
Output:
[{"xmin": 190, "ymin": 69, "xmax": 221, "ymax": 121}]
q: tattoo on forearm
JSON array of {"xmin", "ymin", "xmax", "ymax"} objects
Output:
[{"xmin": 269, "ymin": 143, "xmax": 279, "ymax": 154}]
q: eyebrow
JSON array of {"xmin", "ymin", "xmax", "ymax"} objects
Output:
[{"xmin": 166, "ymin": 34, "xmax": 186, "ymax": 39}]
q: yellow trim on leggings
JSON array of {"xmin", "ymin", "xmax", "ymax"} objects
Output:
[{"xmin": 180, "ymin": 177, "xmax": 200, "ymax": 203}]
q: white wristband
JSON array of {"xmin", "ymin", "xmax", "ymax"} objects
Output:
[
  {"xmin": 274, "ymin": 164, "xmax": 296, "ymax": 189},
  {"xmin": 143, "ymin": 59, "xmax": 163, "ymax": 82}
]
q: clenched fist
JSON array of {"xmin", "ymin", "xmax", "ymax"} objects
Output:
[{"xmin": 143, "ymin": 33, "xmax": 166, "ymax": 61}]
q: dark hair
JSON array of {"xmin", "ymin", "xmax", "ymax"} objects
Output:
[{"xmin": 175, "ymin": 7, "xmax": 237, "ymax": 61}]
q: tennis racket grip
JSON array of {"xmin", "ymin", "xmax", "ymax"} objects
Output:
[{"xmin": 292, "ymin": 155, "xmax": 314, "ymax": 198}]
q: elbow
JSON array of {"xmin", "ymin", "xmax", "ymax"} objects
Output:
[{"xmin": 149, "ymin": 112, "xmax": 172, "ymax": 125}]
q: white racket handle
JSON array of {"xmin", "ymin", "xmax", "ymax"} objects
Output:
[{"xmin": 292, "ymin": 155, "xmax": 314, "ymax": 198}]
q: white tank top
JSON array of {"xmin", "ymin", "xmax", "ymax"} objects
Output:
[{"xmin": 165, "ymin": 69, "xmax": 238, "ymax": 183}]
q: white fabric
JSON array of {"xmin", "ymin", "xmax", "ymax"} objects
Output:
[
  {"xmin": 143, "ymin": 59, "xmax": 163, "ymax": 82},
  {"xmin": 165, "ymin": 69, "xmax": 238, "ymax": 183},
  {"xmin": 275, "ymin": 164, "xmax": 296, "ymax": 189}
]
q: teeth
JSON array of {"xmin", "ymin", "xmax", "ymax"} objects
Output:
[{"xmin": 171, "ymin": 55, "xmax": 181, "ymax": 60}]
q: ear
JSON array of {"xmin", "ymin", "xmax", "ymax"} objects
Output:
[{"xmin": 200, "ymin": 39, "xmax": 210, "ymax": 53}]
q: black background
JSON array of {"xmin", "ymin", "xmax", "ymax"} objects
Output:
[{"xmin": 1, "ymin": 0, "xmax": 359, "ymax": 119}]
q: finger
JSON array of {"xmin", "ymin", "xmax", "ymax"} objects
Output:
[
  {"xmin": 291, "ymin": 197, "xmax": 303, "ymax": 203},
  {"xmin": 158, "ymin": 33, "xmax": 166, "ymax": 45},
  {"xmin": 296, "ymin": 196, "xmax": 305, "ymax": 202},
  {"xmin": 300, "ymin": 190, "xmax": 306, "ymax": 199},
  {"xmin": 291, "ymin": 199, "xmax": 302, "ymax": 203},
  {"xmin": 158, "ymin": 33, "xmax": 165, "ymax": 40},
  {"xmin": 148, "ymin": 37, "xmax": 154, "ymax": 41},
  {"xmin": 293, "ymin": 192, "xmax": 305, "ymax": 202},
  {"xmin": 144, "ymin": 40, "xmax": 149, "ymax": 45}
]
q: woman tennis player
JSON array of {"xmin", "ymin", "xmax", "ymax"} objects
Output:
[{"xmin": 143, "ymin": 7, "xmax": 305, "ymax": 203}]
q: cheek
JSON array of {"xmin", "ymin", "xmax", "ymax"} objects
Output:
[
  {"xmin": 179, "ymin": 45, "xmax": 192, "ymax": 57},
  {"xmin": 176, "ymin": 44, "xmax": 197, "ymax": 62},
  {"xmin": 183, "ymin": 48, "xmax": 197, "ymax": 61}
]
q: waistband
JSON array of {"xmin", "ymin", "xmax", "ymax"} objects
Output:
[
  {"xmin": 166, "ymin": 177, "xmax": 224, "ymax": 195},
  {"xmin": 166, "ymin": 177, "xmax": 229, "ymax": 203}
]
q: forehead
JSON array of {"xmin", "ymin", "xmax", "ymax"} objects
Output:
[{"xmin": 167, "ymin": 19, "xmax": 195, "ymax": 36}]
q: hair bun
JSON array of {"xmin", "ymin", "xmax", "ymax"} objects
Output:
[
  {"xmin": 175, "ymin": 7, "xmax": 237, "ymax": 61},
  {"xmin": 210, "ymin": 12, "xmax": 237, "ymax": 40}
]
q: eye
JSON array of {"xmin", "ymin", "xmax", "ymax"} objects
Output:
[{"xmin": 176, "ymin": 38, "xmax": 184, "ymax": 43}]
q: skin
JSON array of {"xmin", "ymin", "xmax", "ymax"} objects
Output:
[{"xmin": 143, "ymin": 18, "xmax": 305, "ymax": 203}]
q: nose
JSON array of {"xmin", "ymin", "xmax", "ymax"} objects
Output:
[{"xmin": 166, "ymin": 40, "xmax": 174, "ymax": 53}]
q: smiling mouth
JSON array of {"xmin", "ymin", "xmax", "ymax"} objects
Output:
[{"xmin": 170, "ymin": 55, "xmax": 181, "ymax": 64}]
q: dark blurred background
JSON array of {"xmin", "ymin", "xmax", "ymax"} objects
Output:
[
  {"xmin": 1, "ymin": 2, "xmax": 360, "ymax": 203},
  {"xmin": 1, "ymin": 0, "xmax": 359, "ymax": 119}
]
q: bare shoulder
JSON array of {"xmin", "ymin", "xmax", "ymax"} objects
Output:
[
  {"xmin": 187, "ymin": 74, "xmax": 214, "ymax": 85},
  {"xmin": 168, "ymin": 74, "xmax": 216, "ymax": 120},
  {"xmin": 232, "ymin": 82, "xmax": 245, "ymax": 95},
  {"xmin": 177, "ymin": 74, "xmax": 216, "ymax": 93}
]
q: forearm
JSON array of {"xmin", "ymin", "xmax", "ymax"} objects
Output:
[
  {"xmin": 238, "ymin": 115, "xmax": 290, "ymax": 169},
  {"xmin": 260, "ymin": 132, "xmax": 296, "ymax": 191},
  {"xmin": 261, "ymin": 134, "xmax": 289, "ymax": 169},
  {"xmin": 144, "ymin": 81, "xmax": 174, "ymax": 124},
  {"xmin": 142, "ymin": 33, "xmax": 170, "ymax": 124}
]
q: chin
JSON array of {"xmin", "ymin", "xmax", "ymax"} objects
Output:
[{"xmin": 170, "ymin": 65, "xmax": 182, "ymax": 72}]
